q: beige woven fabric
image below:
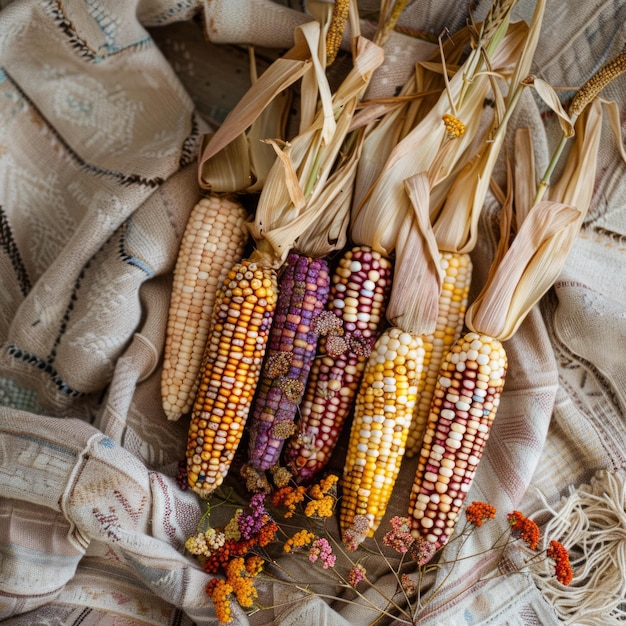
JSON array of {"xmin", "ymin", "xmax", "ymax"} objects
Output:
[{"xmin": 0, "ymin": 0, "xmax": 625, "ymax": 625}]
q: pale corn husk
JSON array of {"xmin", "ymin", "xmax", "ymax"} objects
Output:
[
  {"xmin": 465, "ymin": 200, "xmax": 581, "ymax": 340},
  {"xmin": 547, "ymin": 98, "xmax": 603, "ymax": 214},
  {"xmin": 197, "ymin": 31, "xmax": 314, "ymax": 194},
  {"xmin": 350, "ymin": 18, "xmax": 529, "ymax": 256},
  {"xmin": 465, "ymin": 96, "xmax": 604, "ymax": 341},
  {"xmin": 531, "ymin": 77, "xmax": 574, "ymax": 137},
  {"xmin": 198, "ymin": 87, "xmax": 292, "ymax": 194},
  {"xmin": 197, "ymin": 12, "xmax": 384, "ymax": 266},
  {"xmin": 385, "ymin": 172, "xmax": 442, "ymax": 335},
  {"xmin": 513, "ymin": 127, "xmax": 536, "ymax": 225},
  {"xmin": 249, "ymin": 32, "xmax": 384, "ymax": 265},
  {"xmin": 427, "ymin": 0, "xmax": 549, "ymax": 254}
]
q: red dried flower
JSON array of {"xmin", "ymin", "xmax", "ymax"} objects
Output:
[{"xmin": 546, "ymin": 540, "xmax": 573, "ymax": 586}]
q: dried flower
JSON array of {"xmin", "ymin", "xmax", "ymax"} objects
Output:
[
  {"xmin": 237, "ymin": 493, "xmax": 268, "ymax": 540},
  {"xmin": 309, "ymin": 538, "xmax": 336, "ymax": 569},
  {"xmin": 546, "ymin": 540, "xmax": 573, "ymax": 586},
  {"xmin": 245, "ymin": 555, "xmax": 264, "ymax": 576},
  {"xmin": 277, "ymin": 377, "xmax": 305, "ymax": 403},
  {"xmin": 271, "ymin": 416, "xmax": 298, "ymax": 438},
  {"xmin": 269, "ymin": 465, "xmax": 293, "ymax": 488},
  {"xmin": 409, "ymin": 536, "xmax": 437, "ymax": 566},
  {"xmin": 343, "ymin": 514, "xmax": 370, "ymax": 551},
  {"xmin": 226, "ymin": 557, "xmax": 258, "ymax": 607},
  {"xmin": 401, "ymin": 573, "xmax": 418, "ymax": 595},
  {"xmin": 284, "ymin": 529, "xmax": 316, "ymax": 553},
  {"xmin": 508, "ymin": 510, "xmax": 540, "ymax": 550},
  {"xmin": 348, "ymin": 563, "xmax": 367, "ymax": 586},
  {"xmin": 325, "ymin": 333, "xmax": 349, "ymax": 357},
  {"xmin": 272, "ymin": 485, "xmax": 307, "ymax": 518},
  {"xmin": 383, "ymin": 516, "xmax": 415, "ymax": 554},
  {"xmin": 304, "ymin": 495, "xmax": 335, "ymax": 518},
  {"xmin": 224, "ymin": 510, "xmax": 242, "ymax": 541},
  {"xmin": 466, "ymin": 501, "xmax": 497, "ymax": 526},
  {"xmin": 312, "ymin": 310, "xmax": 343, "ymax": 336},
  {"xmin": 265, "ymin": 351, "xmax": 293, "ymax": 377},
  {"xmin": 206, "ymin": 578, "xmax": 234, "ymax": 624}
]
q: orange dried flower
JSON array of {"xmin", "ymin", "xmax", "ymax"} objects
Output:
[
  {"xmin": 546, "ymin": 540, "xmax": 573, "ymax": 586},
  {"xmin": 507, "ymin": 510, "xmax": 540, "ymax": 550},
  {"xmin": 465, "ymin": 501, "xmax": 497, "ymax": 526},
  {"xmin": 245, "ymin": 555, "xmax": 264, "ymax": 577},
  {"xmin": 271, "ymin": 485, "xmax": 306, "ymax": 517},
  {"xmin": 256, "ymin": 519, "xmax": 279, "ymax": 546},
  {"xmin": 206, "ymin": 578, "xmax": 234, "ymax": 624}
]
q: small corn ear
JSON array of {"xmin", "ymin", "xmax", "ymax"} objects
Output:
[
  {"xmin": 162, "ymin": 195, "xmax": 249, "ymax": 421},
  {"xmin": 246, "ymin": 252, "xmax": 331, "ymax": 473},
  {"xmin": 405, "ymin": 251, "xmax": 472, "ymax": 455},
  {"xmin": 186, "ymin": 258, "xmax": 278, "ymax": 498},
  {"xmin": 340, "ymin": 327, "xmax": 424, "ymax": 540},
  {"xmin": 408, "ymin": 331, "xmax": 507, "ymax": 553},
  {"xmin": 284, "ymin": 245, "xmax": 393, "ymax": 482}
]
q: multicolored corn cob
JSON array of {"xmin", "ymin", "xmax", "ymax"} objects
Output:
[
  {"xmin": 186, "ymin": 257, "xmax": 278, "ymax": 498},
  {"xmin": 340, "ymin": 327, "xmax": 424, "ymax": 538},
  {"xmin": 408, "ymin": 331, "xmax": 507, "ymax": 550},
  {"xmin": 162, "ymin": 195, "xmax": 249, "ymax": 421},
  {"xmin": 405, "ymin": 251, "xmax": 472, "ymax": 455},
  {"xmin": 245, "ymin": 252, "xmax": 330, "ymax": 474},
  {"xmin": 284, "ymin": 245, "xmax": 393, "ymax": 482}
]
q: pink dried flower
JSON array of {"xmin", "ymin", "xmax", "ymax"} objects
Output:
[
  {"xmin": 348, "ymin": 563, "xmax": 366, "ymax": 586},
  {"xmin": 409, "ymin": 536, "xmax": 437, "ymax": 566},
  {"xmin": 400, "ymin": 573, "xmax": 417, "ymax": 595},
  {"xmin": 383, "ymin": 516, "xmax": 415, "ymax": 554},
  {"xmin": 309, "ymin": 538, "xmax": 336, "ymax": 569},
  {"xmin": 343, "ymin": 514, "xmax": 369, "ymax": 551}
]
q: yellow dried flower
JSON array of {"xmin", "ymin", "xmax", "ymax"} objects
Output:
[
  {"xmin": 442, "ymin": 113, "xmax": 466, "ymax": 138},
  {"xmin": 305, "ymin": 495, "xmax": 335, "ymax": 518},
  {"xmin": 284, "ymin": 529, "xmax": 316, "ymax": 552}
]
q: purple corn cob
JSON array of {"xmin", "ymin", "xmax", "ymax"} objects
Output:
[
  {"xmin": 246, "ymin": 252, "xmax": 331, "ymax": 474},
  {"xmin": 284, "ymin": 245, "xmax": 393, "ymax": 483}
]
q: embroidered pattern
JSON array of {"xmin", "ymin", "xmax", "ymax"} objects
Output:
[{"xmin": 0, "ymin": 205, "xmax": 30, "ymax": 296}]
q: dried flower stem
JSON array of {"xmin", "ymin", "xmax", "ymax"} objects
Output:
[{"xmin": 535, "ymin": 49, "xmax": 626, "ymax": 203}]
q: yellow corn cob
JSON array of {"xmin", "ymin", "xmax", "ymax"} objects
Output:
[
  {"xmin": 162, "ymin": 195, "xmax": 249, "ymax": 421},
  {"xmin": 340, "ymin": 327, "xmax": 424, "ymax": 539},
  {"xmin": 408, "ymin": 331, "xmax": 507, "ymax": 551},
  {"xmin": 405, "ymin": 251, "xmax": 472, "ymax": 455},
  {"xmin": 186, "ymin": 257, "xmax": 278, "ymax": 498}
]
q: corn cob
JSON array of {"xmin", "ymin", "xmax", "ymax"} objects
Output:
[
  {"xmin": 186, "ymin": 257, "xmax": 278, "ymax": 498},
  {"xmin": 162, "ymin": 195, "xmax": 249, "ymax": 421},
  {"xmin": 340, "ymin": 327, "xmax": 424, "ymax": 537},
  {"xmin": 245, "ymin": 252, "xmax": 330, "ymax": 474},
  {"xmin": 405, "ymin": 251, "xmax": 472, "ymax": 455},
  {"xmin": 284, "ymin": 245, "xmax": 393, "ymax": 482},
  {"xmin": 408, "ymin": 331, "xmax": 507, "ymax": 549}
]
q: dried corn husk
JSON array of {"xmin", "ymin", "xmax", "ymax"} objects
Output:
[
  {"xmin": 350, "ymin": 16, "xmax": 529, "ymax": 258},
  {"xmin": 385, "ymin": 172, "xmax": 442, "ymax": 335},
  {"xmin": 466, "ymin": 94, "xmax": 605, "ymax": 341}
]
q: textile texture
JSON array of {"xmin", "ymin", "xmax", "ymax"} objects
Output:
[{"xmin": 0, "ymin": 0, "xmax": 624, "ymax": 625}]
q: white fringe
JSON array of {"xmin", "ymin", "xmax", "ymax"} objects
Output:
[{"xmin": 531, "ymin": 469, "xmax": 626, "ymax": 625}]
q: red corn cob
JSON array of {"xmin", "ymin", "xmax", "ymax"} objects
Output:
[
  {"xmin": 408, "ymin": 331, "xmax": 507, "ymax": 550},
  {"xmin": 284, "ymin": 245, "xmax": 393, "ymax": 482},
  {"xmin": 245, "ymin": 252, "xmax": 331, "ymax": 475}
]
